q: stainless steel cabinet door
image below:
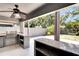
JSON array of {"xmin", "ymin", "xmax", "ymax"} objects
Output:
[
  {"xmin": 0, "ymin": 37, "xmax": 4, "ymax": 47},
  {"xmin": 5, "ymin": 37, "xmax": 17, "ymax": 46}
]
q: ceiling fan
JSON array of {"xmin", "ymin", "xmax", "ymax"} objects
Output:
[{"xmin": 0, "ymin": 4, "xmax": 29, "ymax": 21}]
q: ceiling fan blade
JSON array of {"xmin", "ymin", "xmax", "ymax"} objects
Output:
[
  {"xmin": 0, "ymin": 11, "xmax": 13, "ymax": 12},
  {"xmin": 19, "ymin": 12, "xmax": 29, "ymax": 20},
  {"xmin": 19, "ymin": 11, "xmax": 28, "ymax": 20},
  {"xmin": 20, "ymin": 11, "xmax": 28, "ymax": 15},
  {"xmin": 10, "ymin": 13, "xmax": 15, "ymax": 18}
]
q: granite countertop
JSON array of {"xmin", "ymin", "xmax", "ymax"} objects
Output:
[
  {"xmin": 0, "ymin": 31, "xmax": 17, "ymax": 37},
  {"xmin": 0, "ymin": 33, "xmax": 6, "ymax": 37},
  {"xmin": 35, "ymin": 38, "xmax": 79, "ymax": 55},
  {"xmin": 17, "ymin": 32, "xmax": 28, "ymax": 36}
]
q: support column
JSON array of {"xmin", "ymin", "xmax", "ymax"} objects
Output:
[
  {"xmin": 19, "ymin": 22, "xmax": 23, "ymax": 33},
  {"xmin": 27, "ymin": 20, "xmax": 29, "ymax": 37},
  {"xmin": 54, "ymin": 11, "xmax": 60, "ymax": 41}
]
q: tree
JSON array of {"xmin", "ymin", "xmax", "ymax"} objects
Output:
[
  {"xmin": 47, "ymin": 24, "xmax": 54, "ymax": 35},
  {"xmin": 65, "ymin": 21, "xmax": 79, "ymax": 34},
  {"xmin": 72, "ymin": 9, "xmax": 79, "ymax": 15},
  {"xmin": 60, "ymin": 14, "xmax": 69, "ymax": 25}
]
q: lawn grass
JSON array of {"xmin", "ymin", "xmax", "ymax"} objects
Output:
[{"xmin": 60, "ymin": 34, "xmax": 79, "ymax": 41}]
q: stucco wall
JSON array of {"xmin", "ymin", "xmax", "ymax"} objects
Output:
[{"xmin": 24, "ymin": 26, "xmax": 47, "ymax": 36}]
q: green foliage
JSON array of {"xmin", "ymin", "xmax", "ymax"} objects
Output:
[
  {"xmin": 34, "ymin": 14, "xmax": 54, "ymax": 28},
  {"xmin": 64, "ymin": 20, "xmax": 79, "ymax": 35},
  {"xmin": 25, "ymin": 14, "xmax": 55, "ymax": 28},
  {"xmin": 60, "ymin": 14, "xmax": 69, "ymax": 25},
  {"xmin": 60, "ymin": 8, "xmax": 79, "ymax": 35},
  {"xmin": 25, "ymin": 20, "xmax": 36, "ymax": 28},
  {"xmin": 76, "ymin": 31, "xmax": 79, "ymax": 36},
  {"xmin": 29, "ymin": 20, "xmax": 36, "ymax": 27},
  {"xmin": 72, "ymin": 9, "xmax": 79, "ymax": 15},
  {"xmin": 25, "ymin": 21, "xmax": 28, "ymax": 27},
  {"xmin": 46, "ymin": 25, "xmax": 54, "ymax": 35},
  {"xmin": 60, "ymin": 26, "xmax": 68, "ymax": 34}
]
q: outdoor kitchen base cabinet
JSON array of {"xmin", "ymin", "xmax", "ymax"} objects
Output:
[
  {"xmin": 34, "ymin": 39, "xmax": 79, "ymax": 56},
  {"xmin": 17, "ymin": 34, "xmax": 29, "ymax": 49},
  {"xmin": 5, "ymin": 33, "xmax": 17, "ymax": 46},
  {"xmin": 5, "ymin": 38, "xmax": 17, "ymax": 46},
  {"xmin": 0, "ymin": 36, "xmax": 5, "ymax": 48}
]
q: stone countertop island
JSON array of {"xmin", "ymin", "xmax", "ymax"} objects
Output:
[{"xmin": 35, "ymin": 38, "xmax": 79, "ymax": 56}]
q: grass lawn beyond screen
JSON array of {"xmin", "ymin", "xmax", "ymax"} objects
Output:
[{"xmin": 60, "ymin": 34, "xmax": 79, "ymax": 41}]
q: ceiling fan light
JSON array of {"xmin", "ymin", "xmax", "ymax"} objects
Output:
[{"xmin": 13, "ymin": 13, "xmax": 21, "ymax": 19}]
